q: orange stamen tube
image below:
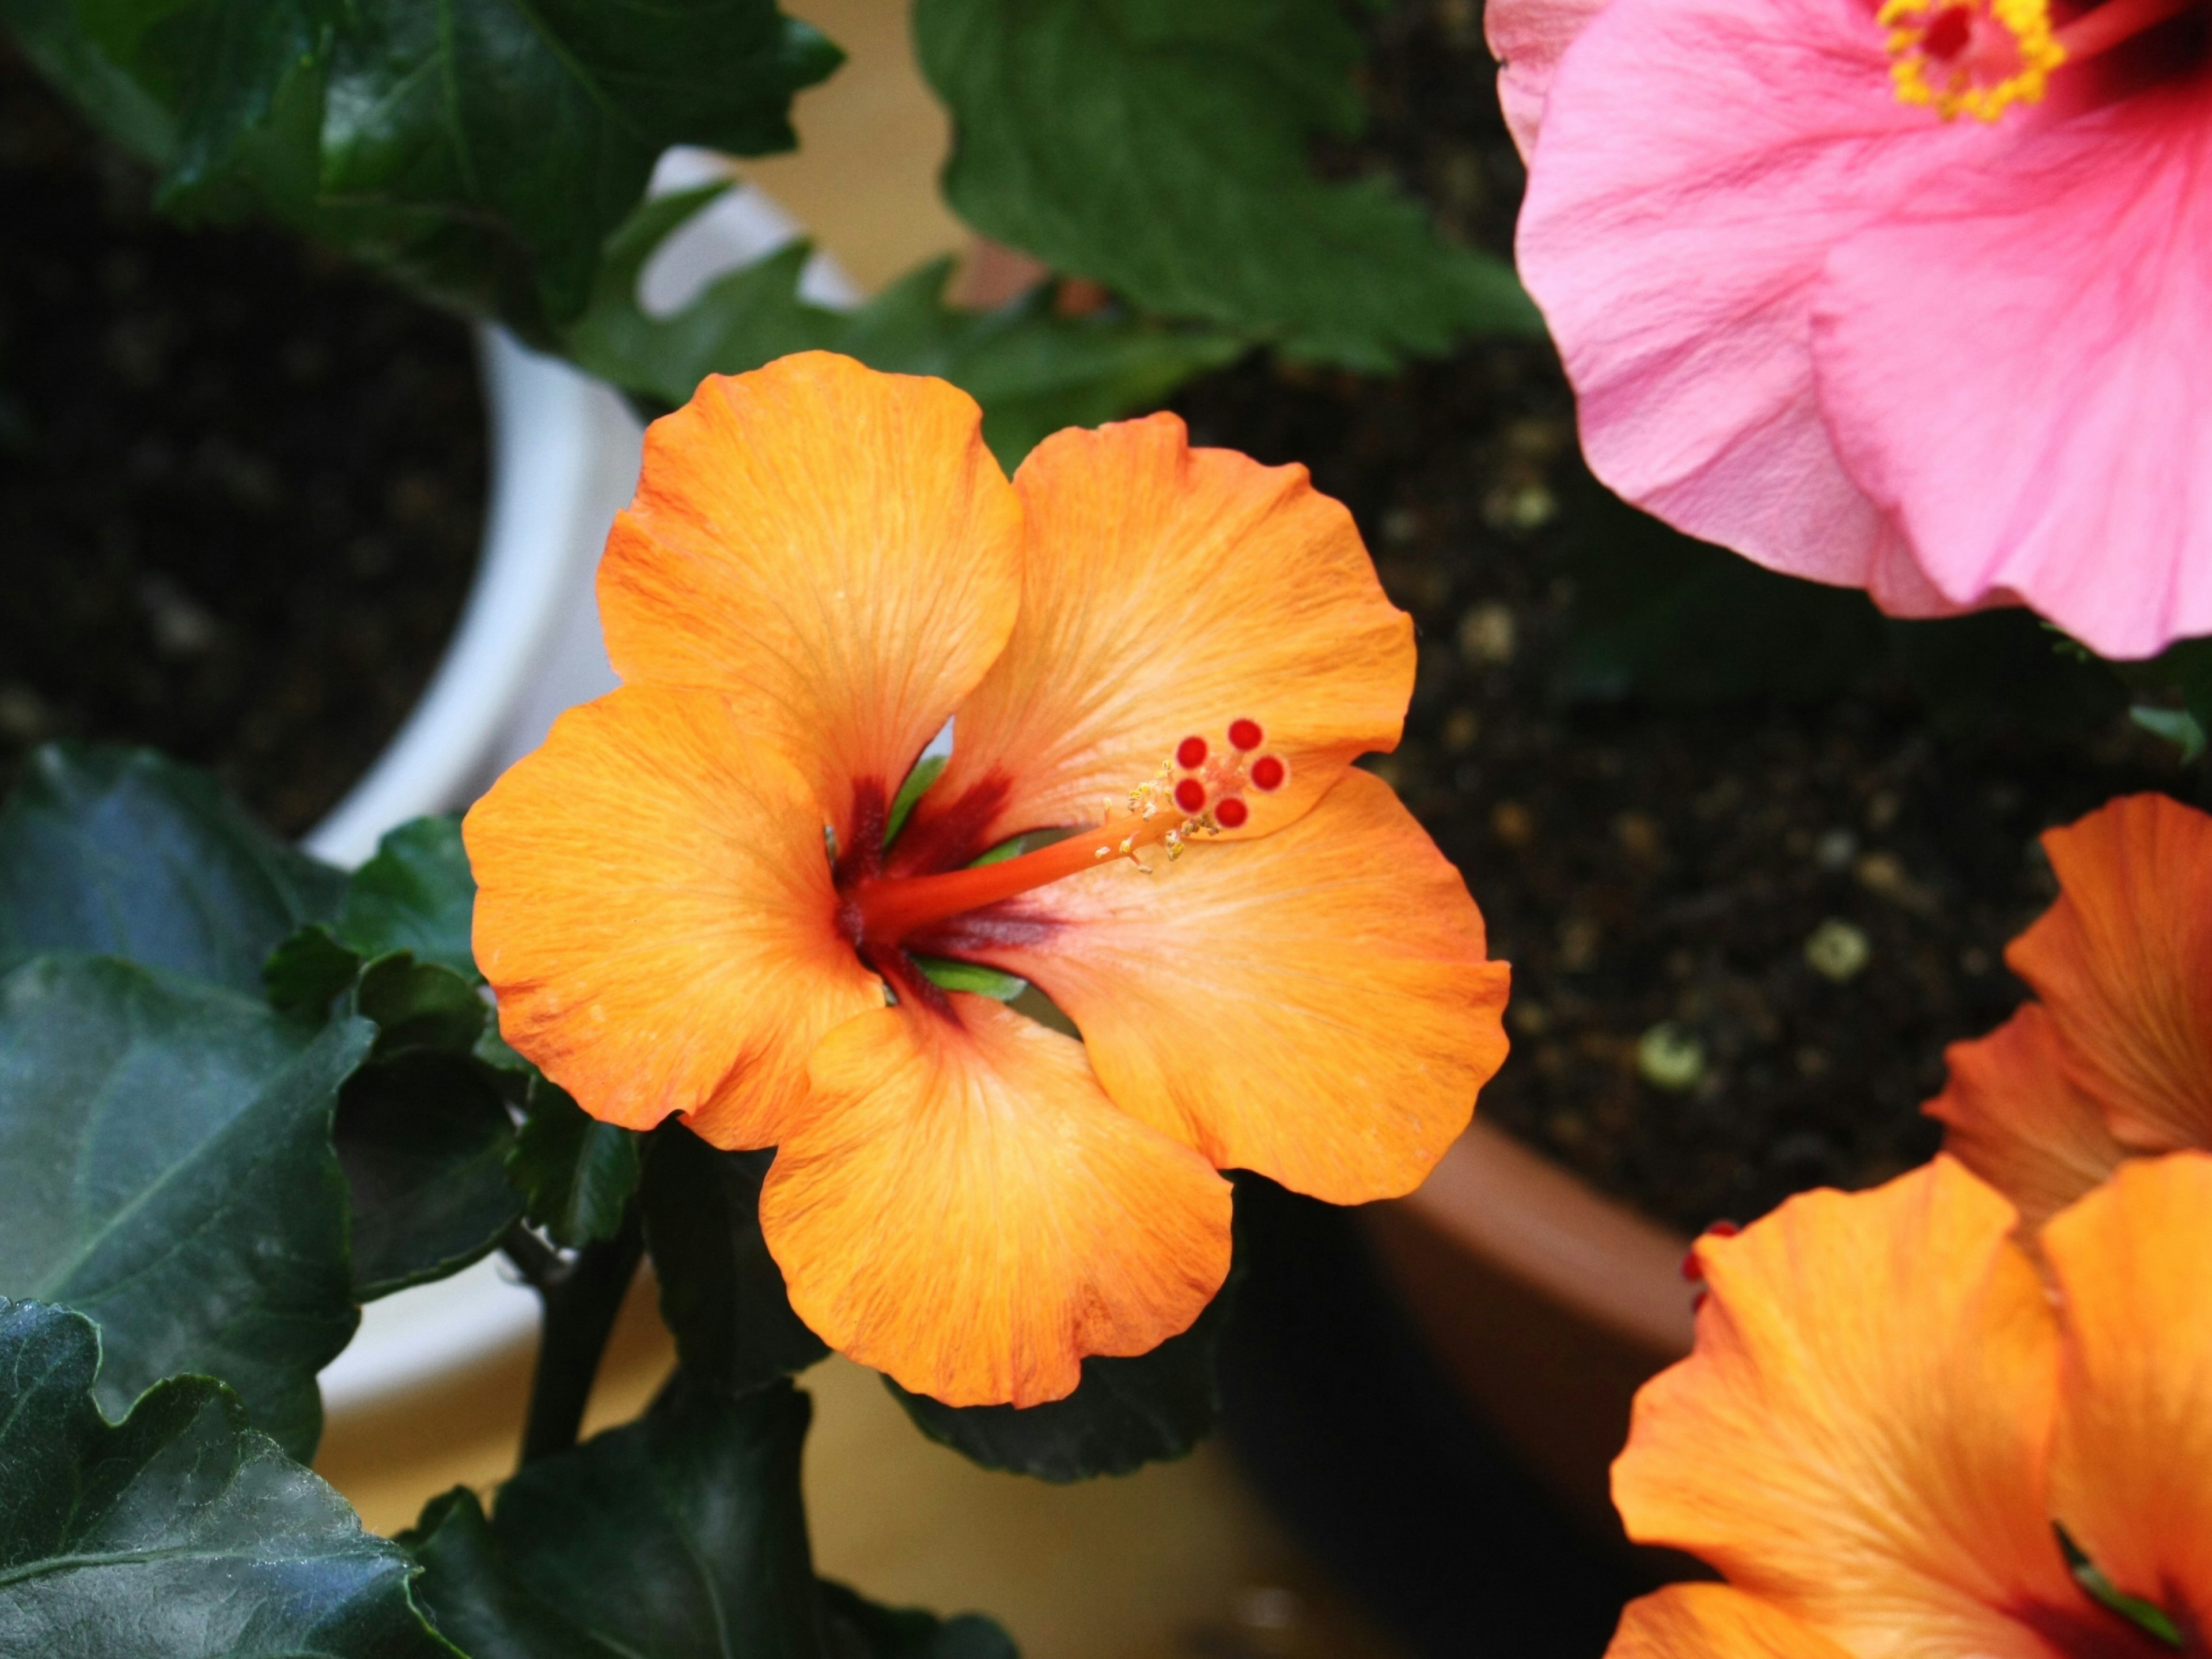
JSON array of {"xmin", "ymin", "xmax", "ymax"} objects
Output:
[{"xmin": 849, "ymin": 803, "xmax": 1188, "ymax": 948}]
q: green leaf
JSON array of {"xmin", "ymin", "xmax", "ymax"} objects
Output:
[
  {"xmin": 2129, "ymin": 705, "xmax": 2207, "ymax": 763},
  {"xmin": 402, "ymin": 1378, "xmax": 1016, "ymax": 1659},
  {"xmin": 339, "ymin": 815, "xmax": 480, "ymax": 981},
  {"xmin": 263, "ymin": 922, "xmax": 363, "ymax": 1018},
  {"xmin": 563, "ymin": 193, "xmax": 1243, "ymax": 468},
  {"xmin": 884, "ymin": 753, "xmax": 948, "ymax": 847},
  {"xmin": 885, "ymin": 1285, "xmax": 1230, "ymax": 1480},
  {"xmin": 507, "ymin": 1075, "xmax": 645, "ymax": 1249},
  {"xmin": 0, "ymin": 957, "xmax": 372, "ymax": 1459},
  {"xmin": 641, "ymin": 1126, "xmax": 827, "ymax": 1397},
  {"xmin": 2058, "ymin": 1525, "xmax": 2184, "ymax": 1650},
  {"xmin": 354, "ymin": 952, "xmax": 489, "ymax": 1059},
  {"xmin": 0, "ymin": 743, "xmax": 343, "ymax": 993},
  {"xmin": 9, "ymin": 0, "xmax": 841, "ymax": 347},
  {"xmin": 817, "ymin": 1581, "xmax": 1020, "ymax": 1659},
  {"xmin": 0, "ymin": 1300, "xmax": 456, "ymax": 1658},
  {"xmin": 912, "ymin": 956, "xmax": 1027, "ymax": 1001},
  {"xmin": 337, "ymin": 1051, "xmax": 523, "ymax": 1300},
  {"xmin": 914, "ymin": 0, "xmax": 1541, "ymax": 369}
]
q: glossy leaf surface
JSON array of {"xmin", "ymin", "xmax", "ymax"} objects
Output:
[
  {"xmin": 915, "ymin": 0, "xmax": 1541, "ymax": 368},
  {"xmin": 0, "ymin": 743, "xmax": 342, "ymax": 993},
  {"xmin": 507, "ymin": 1075, "xmax": 644, "ymax": 1250},
  {"xmin": 0, "ymin": 1298, "xmax": 452, "ymax": 1657},
  {"xmin": 0, "ymin": 956, "xmax": 371, "ymax": 1458}
]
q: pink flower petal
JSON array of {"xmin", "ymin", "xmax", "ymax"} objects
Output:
[
  {"xmin": 1517, "ymin": 0, "xmax": 2012, "ymax": 617},
  {"xmin": 1812, "ymin": 80, "xmax": 2212, "ymax": 660},
  {"xmin": 1487, "ymin": 0, "xmax": 1612, "ymax": 160}
]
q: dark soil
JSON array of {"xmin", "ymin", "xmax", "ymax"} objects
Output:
[
  {"xmin": 0, "ymin": 45, "xmax": 485, "ymax": 836},
  {"xmin": 1173, "ymin": 0, "xmax": 2186, "ymax": 1237}
]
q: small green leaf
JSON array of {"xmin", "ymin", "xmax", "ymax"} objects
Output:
[
  {"xmin": 507, "ymin": 1076, "xmax": 644, "ymax": 1249},
  {"xmin": 885, "ymin": 1284, "xmax": 1230, "ymax": 1480},
  {"xmin": 264, "ymin": 922, "xmax": 365, "ymax": 1018},
  {"xmin": 355, "ymin": 952, "xmax": 488, "ymax": 1059},
  {"xmin": 885, "ymin": 753, "xmax": 948, "ymax": 847},
  {"xmin": 641, "ymin": 1126, "xmax": 827, "ymax": 1397},
  {"xmin": 402, "ymin": 1377, "xmax": 1016, "ymax": 1659},
  {"xmin": 0, "ymin": 957, "xmax": 372, "ymax": 1459},
  {"xmin": 339, "ymin": 815, "xmax": 480, "ymax": 981},
  {"xmin": 912, "ymin": 957, "xmax": 1028, "ymax": 1001},
  {"xmin": 0, "ymin": 743, "xmax": 343, "ymax": 993},
  {"xmin": 2057, "ymin": 1525, "xmax": 2184, "ymax": 1649},
  {"xmin": 818, "ymin": 1581, "xmax": 1021, "ymax": 1659},
  {"xmin": 337, "ymin": 1052, "xmax": 523, "ymax": 1300},
  {"xmin": 2128, "ymin": 705, "xmax": 2207, "ymax": 763},
  {"xmin": 0, "ymin": 1300, "xmax": 456, "ymax": 1658},
  {"xmin": 915, "ymin": 0, "xmax": 1542, "ymax": 369},
  {"xmin": 563, "ymin": 192, "xmax": 1242, "ymax": 468}
]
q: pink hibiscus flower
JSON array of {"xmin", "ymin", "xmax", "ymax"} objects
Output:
[{"xmin": 1493, "ymin": 0, "xmax": 2212, "ymax": 660}]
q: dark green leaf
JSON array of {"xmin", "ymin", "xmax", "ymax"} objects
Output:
[
  {"xmin": 0, "ymin": 1300, "xmax": 455, "ymax": 1658},
  {"xmin": 402, "ymin": 1489, "xmax": 607, "ymax": 1659},
  {"xmin": 915, "ymin": 0, "xmax": 1541, "ymax": 369},
  {"xmin": 338, "ymin": 815, "xmax": 480, "ymax": 981},
  {"xmin": 818, "ymin": 1581, "xmax": 1020, "ymax": 1659},
  {"xmin": 355, "ymin": 952, "xmax": 488, "ymax": 1059},
  {"xmin": 404, "ymin": 1378, "xmax": 1017, "ymax": 1659},
  {"xmin": 0, "ymin": 743, "xmax": 342, "ymax": 993},
  {"xmin": 491, "ymin": 1378, "xmax": 828, "ymax": 1654},
  {"xmin": 508, "ymin": 1075, "xmax": 644, "ymax": 1249},
  {"xmin": 10, "ymin": 0, "xmax": 840, "ymax": 346},
  {"xmin": 0, "ymin": 957, "xmax": 371, "ymax": 1458},
  {"xmin": 563, "ymin": 194, "xmax": 1242, "ymax": 467},
  {"xmin": 337, "ymin": 1051, "xmax": 523, "ymax": 1299},
  {"xmin": 887, "ymin": 1285, "xmax": 1229, "ymax": 1480},
  {"xmin": 642, "ymin": 1126, "xmax": 827, "ymax": 1396},
  {"xmin": 264, "ymin": 922, "xmax": 363, "ymax": 1018}
]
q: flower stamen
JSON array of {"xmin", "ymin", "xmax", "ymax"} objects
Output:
[{"xmin": 1881, "ymin": 0, "xmax": 2063, "ymax": 120}]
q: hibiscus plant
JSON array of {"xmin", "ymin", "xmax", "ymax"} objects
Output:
[{"xmin": 0, "ymin": 0, "xmax": 1540, "ymax": 465}]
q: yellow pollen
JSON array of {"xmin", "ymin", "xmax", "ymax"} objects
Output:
[{"xmin": 1880, "ymin": 0, "xmax": 2063, "ymax": 121}]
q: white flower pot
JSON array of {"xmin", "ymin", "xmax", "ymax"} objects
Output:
[{"xmin": 316, "ymin": 163, "xmax": 858, "ymax": 1414}]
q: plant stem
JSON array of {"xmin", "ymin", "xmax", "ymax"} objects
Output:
[{"xmin": 507, "ymin": 1209, "xmax": 646, "ymax": 1466}]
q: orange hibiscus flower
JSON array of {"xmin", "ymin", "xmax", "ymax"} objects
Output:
[
  {"xmin": 1609, "ymin": 1152, "xmax": 2212, "ymax": 1659},
  {"xmin": 1927, "ymin": 792, "xmax": 2212, "ymax": 1234},
  {"xmin": 464, "ymin": 353, "xmax": 1511, "ymax": 1407}
]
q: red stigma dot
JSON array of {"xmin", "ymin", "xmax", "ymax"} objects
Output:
[
  {"xmin": 1250, "ymin": 755, "xmax": 1286, "ymax": 791},
  {"xmin": 1228, "ymin": 718, "xmax": 1264, "ymax": 752},
  {"xmin": 1215, "ymin": 796, "xmax": 1249, "ymax": 828},
  {"xmin": 1921, "ymin": 3, "xmax": 1971, "ymax": 57},
  {"xmin": 1173, "ymin": 778, "xmax": 1207, "ymax": 813},
  {"xmin": 1176, "ymin": 735, "xmax": 1208, "ymax": 770},
  {"xmin": 1706, "ymin": 1219, "xmax": 1740, "ymax": 1238},
  {"xmin": 1679, "ymin": 1248, "xmax": 1704, "ymax": 1283}
]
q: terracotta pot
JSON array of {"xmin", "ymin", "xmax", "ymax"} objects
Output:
[{"xmin": 1361, "ymin": 1122, "xmax": 1697, "ymax": 1546}]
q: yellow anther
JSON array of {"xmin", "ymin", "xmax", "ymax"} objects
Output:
[{"xmin": 1880, "ymin": 0, "xmax": 2062, "ymax": 120}]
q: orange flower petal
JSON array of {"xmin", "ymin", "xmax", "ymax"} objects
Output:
[
  {"xmin": 599, "ymin": 352, "xmax": 1022, "ymax": 843},
  {"xmin": 2009, "ymin": 793, "xmax": 2212, "ymax": 1154},
  {"xmin": 1608, "ymin": 1586, "xmax": 1858, "ymax": 1659},
  {"xmin": 896, "ymin": 413, "xmax": 1414, "ymax": 868},
  {"xmin": 957, "ymin": 770, "xmax": 1509, "ymax": 1203},
  {"xmin": 2044, "ymin": 1152, "xmax": 2212, "ymax": 1635},
  {"xmin": 1613, "ymin": 1158, "xmax": 2077, "ymax": 1659},
  {"xmin": 465, "ymin": 685, "xmax": 881, "ymax": 1147},
  {"xmin": 760, "ymin": 994, "xmax": 1233, "ymax": 1407},
  {"xmin": 1926, "ymin": 1005, "xmax": 2130, "ymax": 1237}
]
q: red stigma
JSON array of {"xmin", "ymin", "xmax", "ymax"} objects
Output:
[
  {"xmin": 1228, "ymin": 718, "xmax": 1264, "ymax": 752},
  {"xmin": 1215, "ymin": 796, "xmax": 1249, "ymax": 828},
  {"xmin": 1679, "ymin": 1248, "xmax": 1704, "ymax": 1283},
  {"xmin": 1250, "ymin": 755, "xmax": 1286, "ymax": 791},
  {"xmin": 1174, "ymin": 778, "xmax": 1207, "ymax": 813},
  {"xmin": 1707, "ymin": 1219, "xmax": 1741, "ymax": 1237},
  {"xmin": 1921, "ymin": 3, "xmax": 1971, "ymax": 56},
  {"xmin": 1176, "ymin": 735, "xmax": 1209, "ymax": 770}
]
